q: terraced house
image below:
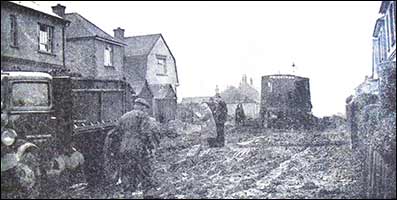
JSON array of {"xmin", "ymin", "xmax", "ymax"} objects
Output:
[
  {"xmin": 50, "ymin": 4, "xmax": 179, "ymax": 122},
  {"xmin": 50, "ymin": 4, "xmax": 127, "ymax": 81},
  {"xmin": 1, "ymin": 1, "xmax": 69, "ymax": 72}
]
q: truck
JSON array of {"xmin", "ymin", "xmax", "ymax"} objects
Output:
[{"xmin": 1, "ymin": 70, "xmax": 135, "ymax": 198}]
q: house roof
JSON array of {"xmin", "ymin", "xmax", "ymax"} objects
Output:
[
  {"xmin": 64, "ymin": 13, "xmax": 125, "ymax": 45},
  {"xmin": 124, "ymin": 33, "xmax": 179, "ymax": 84},
  {"xmin": 149, "ymin": 84, "xmax": 176, "ymax": 99},
  {"xmin": 6, "ymin": 1, "xmax": 68, "ymax": 23},
  {"xmin": 124, "ymin": 34, "xmax": 162, "ymax": 56},
  {"xmin": 124, "ymin": 56, "xmax": 147, "ymax": 81},
  {"xmin": 379, "ymin": 1, "xmax": 390, "ymax": 14}
]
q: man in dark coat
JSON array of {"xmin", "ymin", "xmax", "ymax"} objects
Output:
[
  {"xmin": 116, "ymin": 98, "xmax": 161, "ymax": 198},
  {"xmin": 235, "ymin": 103, "xmax": 246, "ymax": 127}
]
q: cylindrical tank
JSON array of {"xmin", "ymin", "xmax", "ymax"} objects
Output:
[{"xmin": 260, "ymin": 74, "xmax": 313, "ymax": 129}]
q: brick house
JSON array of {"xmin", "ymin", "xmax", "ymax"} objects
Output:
[
  {"xmin": 120, "ymin": 32, "xmax": 179, "ymax": 122},
  {"xmin": 49, "ymin": 4, "xmax": 127, "ymax": 81},
  {"xmin": 1, "ymin": 1, "xmax": 69, "ymax": 72}
]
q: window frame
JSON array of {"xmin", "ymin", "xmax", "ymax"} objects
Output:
[
  {"xmin": 104, "ymin": 45, "xmax": 114, "ymax": 67},
  {"xmin": 389, "ymin": 2, "xmax": 395, "ymax": 47},
  {"xmin": 38, "ymin": 23, "xmax": 54, "ymax": 53},
  {"xmin": 385, "ymin": 13, "xmax": 390, "ymax": 51},
  {"xmin": 156, "ymin": 55, "xmax": 167, "ymax": 76},
  {"xmin": 10, "ymin": 80, "xmax": 52, "ymax": 112},
  {"xmin": 10, "ymin": 14, "xmax": 18, "ymax": 47}
]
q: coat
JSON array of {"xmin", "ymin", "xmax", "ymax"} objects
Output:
[{"xmin": 118, "ymin": 110, "xmax": 160, "ymax": 155}]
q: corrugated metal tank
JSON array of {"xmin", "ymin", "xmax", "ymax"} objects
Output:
[{"xmin": 260, "ymin": 74, "xmax": 313, "ymax": 128}]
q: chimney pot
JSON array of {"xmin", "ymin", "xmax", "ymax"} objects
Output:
[{"xmin": 52, "ymin": 4, "xmax": 66, "ymax": 18}]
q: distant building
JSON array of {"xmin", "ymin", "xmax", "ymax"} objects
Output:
[
  {"xmin": 180, "ymin": 96, "xmax": 212, "ymax": 104},
  {"xmin": 1, "ymin": 1, "xmax": 69, "ymax": 72},
  {"xmin": 238, "ymin": 74, "xmax": 260, "ymax": 102},
  {"xmin": 220, "ymin": 85, "xmax": 259, "ymax": 118},
  {"xmin": 121, "ymin": 33, "xmax": 179, "ymax": 122}
]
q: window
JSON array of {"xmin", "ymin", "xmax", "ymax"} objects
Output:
[
  {"xmin": 389, "ymin": 2, "xmax": 395, "ymax": 46},
  {"xmin": 10, "ymin": 15, "xmax": 17, "ymax": 47},
  {"xmin": 38, "ymin": 24, "xmax": 53, "ymax": 53},
  {"xmin": 12, "ymin": 82, "xmax": 50, "ymax": 108},
  {"xmin": 104, "ymin": 45, "xmax": 113, "ymax": 67},
  {"xmin": 379, "ymin": 29, "xmax": 387, "ymax": 62},
  {"xmin": 268, "ymin": 82, "xmax": 272, "ymax": 92},
  {"xmin": 386, "ymin": 15, "xmax": 390, "ymax": 51},
  {"xmin": 156, "ymin": 55, "xmax": 167, "ymax": 75}
]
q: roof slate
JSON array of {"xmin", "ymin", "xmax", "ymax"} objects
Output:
[
  {"xmin": 124, "ymin": 34, "xmax": 161, "ymax": 56},
  {"xmin": 64, "ymin": 13, "xmax": 124, "ymax": 45},
  {"xmin": 8, "ymin": 1, "xmax": 64, "ymax": 20}
]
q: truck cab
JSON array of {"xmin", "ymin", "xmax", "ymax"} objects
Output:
[
  {"xmin": 1, "ymin": 71, "xmax": 55, "ymax": 198},
  {"xmin": 1, "ymin": 72, "xmax": 56, "ymax": 143}
]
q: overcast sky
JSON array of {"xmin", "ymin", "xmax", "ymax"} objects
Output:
[{"xmin": 38, "ymin": 1, "xmax": 381, "ymax": 117}]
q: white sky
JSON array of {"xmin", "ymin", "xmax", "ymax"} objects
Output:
[{"xmin": 38, "ymin": 1, "xmax": 382, "ymax": 117}]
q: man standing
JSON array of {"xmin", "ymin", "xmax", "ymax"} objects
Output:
[
  {"xmin": 235, "ymin": 103, "xmax": 246, "ymax": 127},
  {"xmin": 115, "ymin": 98, "xmax": 161, "ymax": 198},
  {"xmin": 207, "ymin": 94, "xmax": 228, "ymax": 147}
]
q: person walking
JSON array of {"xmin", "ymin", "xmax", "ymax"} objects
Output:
[{"xmin": 112, "ymin": 98, "xmax": 161, "ymax": 198}]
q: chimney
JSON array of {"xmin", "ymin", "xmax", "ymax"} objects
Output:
[
  {"xmin": 250, "ymin": 78, "xmax": 253, "ymax": 86},
  {"xmin": 113, "ymin": 27, "xmax": 125, "ymax": 40},
  {"xmin": 52, "ymin": 4, "xmax": 66, "ymax": 18}
]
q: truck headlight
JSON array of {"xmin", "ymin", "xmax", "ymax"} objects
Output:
[{"xmin": 1, "ymin": 129, "xmax": 17, "ymax": 146}]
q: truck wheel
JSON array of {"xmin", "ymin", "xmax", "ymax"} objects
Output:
[{"xmin": 16, "ymin": 152, "xmax": 42, "ymax": 198}]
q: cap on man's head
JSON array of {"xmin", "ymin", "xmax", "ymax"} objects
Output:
[{"xmin": 134, "ymin": 98, "xmax": 150, "ymax": 108}]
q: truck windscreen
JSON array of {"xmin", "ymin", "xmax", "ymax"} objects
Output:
[{"xmin": 12, "ymin": 82, "xmax": 50, "ymax": 107}]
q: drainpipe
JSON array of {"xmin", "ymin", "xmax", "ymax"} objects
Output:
[{"xmin": 63, "ymin": 21, "xmax": 70, "ymax": 68}]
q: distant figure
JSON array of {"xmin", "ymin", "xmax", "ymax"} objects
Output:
[
  {"xmin": 105, "ymin": 98, "xmax": 161, "ymax": 198},
  {"xmin": 207, "ymin": 94, "xmax": 228, "ymax": 147},
  {"xmin": 235, "ymin": 103, "xmax": 246, "ymax": 127}
]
